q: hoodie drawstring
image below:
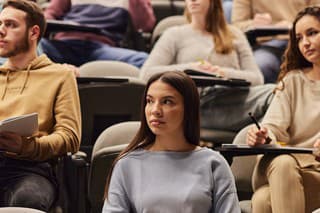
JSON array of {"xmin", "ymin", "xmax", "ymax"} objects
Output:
[
  {"xmin": 1, "ymin": 63, "xmax": 31, "ymax": 100},
  {"xmin": 1, "ymin": 70, "xmax": 10, "ymax": 100},
  {"xmin": 20, "ymin": 64, "xmax": 31, "ymax": 95}
]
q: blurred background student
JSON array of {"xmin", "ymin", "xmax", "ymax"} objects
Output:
[
  {"xmin": 244, "ymin": 6, "xmax": 320, "ymax": 213},
  {"xmin": 141, "ymin": 0, "xmax": 274, "ymax": 135},
  {"xmin": 232, "ymin": 0, "xmax": 320, "ymax": 83},
  {"xmin": 103, "ymin": 71, "xmax": 240, "ymax": 213},
  {"xmin": 40, "ymin": 0, "xmax": 155, "ymax": 68}
]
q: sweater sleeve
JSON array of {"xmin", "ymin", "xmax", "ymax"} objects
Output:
[
  {"xmin": 262, "ymin": 81, "xmax": 292, "ymax": 143},
  {"xmin": 140, "ymin": 28, "xmax": 193, "ymax": 81},
  {"xmin": 221, "ymin": 27, "xmax": 264, "ymax": 86},
  {"xmin": 212, "ymin": 154, "xmax": 241, "ymax": 213},
  {"xmin": 128, "ymin": 0, "xmax": 156, "ymax": 32},
  {"xmin": 44, "ymin": 0, "xmax": 71, "ymax": 20},
  {"xmin": 231, "ymin": 0, "xmax": 254, "ymax": 31},
  {"xmin": 18, "ymin": 71, "xmax": 81, "ymax": 161},
  {"xmin": 103, "ymin": 161, "xmax": 131, "ymax": 213}
]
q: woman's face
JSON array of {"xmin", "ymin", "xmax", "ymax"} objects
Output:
[
  {"xmin": 145, "ymin": 80, "xmax": 185, "ymax": 137},
  {"xmin": 185, "ymin": 0, "xmax": 210, "ymax": 16},
  {"xmin": 295, "ymin": 15, "xmax": 320, "ymax": 65}
]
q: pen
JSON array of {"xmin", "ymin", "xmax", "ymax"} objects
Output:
[{"xmin": 248, "ymin": 112, "xmax": 272, "ymax": 144}]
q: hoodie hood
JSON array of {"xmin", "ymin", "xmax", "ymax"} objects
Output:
[
  {"xmin": 0, "ymin": 54, "xmax": 53, "ymax": 100},
  {"xmin": 0, "ymin": 54, "xmax": 52, "ymax": 73}
]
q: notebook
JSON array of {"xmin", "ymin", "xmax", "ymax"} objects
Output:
[{"xmin": 0, "ymin": 112, "xmax": 38, "ymax": 137}]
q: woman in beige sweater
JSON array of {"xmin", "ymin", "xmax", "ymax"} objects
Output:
[{"xmin": 247, "ymin": 6, "xmax": 320, "ymax": 213}]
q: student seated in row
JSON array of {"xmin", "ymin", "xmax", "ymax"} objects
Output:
[
  {"xmin": 246, "ymin": 6, "xmax": 320, "ymax": 213},
  {"xmin": 41, "ymin": 0, "xmax": 155, "ymax": 68},
  {"xmin": 103, "ymin": 71, "xmax": 240, "ymax": 213},
  {"xmin": 0, "ymin": 0, "xmax": 81, "ymax": 211}
]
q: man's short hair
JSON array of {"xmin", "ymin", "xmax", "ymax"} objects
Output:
[{"xmin": 2, "ymin": 0, "xmax": 46, "ymax": 42}]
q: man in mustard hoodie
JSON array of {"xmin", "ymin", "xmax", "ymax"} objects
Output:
[{"xmin": 0, "ymin": 0, "xmax": 81, "ymax": 211}]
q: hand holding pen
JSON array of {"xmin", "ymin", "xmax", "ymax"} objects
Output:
[
  {"xmin": 313, "ymin": 139, "xmax": 320, "ymax": 162},
  {"xmin": 246, "ymin": 112, "xmax": 272, "ymax": 146}
]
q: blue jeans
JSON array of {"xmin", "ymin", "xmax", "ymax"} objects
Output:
[
  {"xmin": 40, "ymin": 38, "xmax": 148, "ymax": 68},
  {"xmin": 254, "ymin": 39, "xmax": 288, "ymax": 83},
  {"xmin": 222, "ymin": 1, "xmax": 233, "ymax": 23},
  {"xmin": 0, "ymin": 158, "xmax": 57, "ymax": 211}
]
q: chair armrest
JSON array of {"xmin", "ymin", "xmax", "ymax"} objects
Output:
[{"xmin": 54, "ymin": 151, "xmax": 89, "ymax": 213}]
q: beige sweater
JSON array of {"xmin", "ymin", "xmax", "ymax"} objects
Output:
[
  {"xmin": 0, "ymin": 55, "xmax": 81, "ymax": 161},
  {"xmin": 262, "ymin": 70, "xmax": 320, "ymax": 148},
  {"xmin": 232, "ymin": 0, "xmax": 320, "ymax": 31},
  {"xmin": 140, "ymin": 24, "xmax": 263, "ymax": 86}
]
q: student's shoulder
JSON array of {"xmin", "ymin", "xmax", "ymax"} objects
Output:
[
  {"xmin": 228, "ymin": 24, "xmax": 245, "ymax": 37},
  {"xmin": 228, "ymin": 25, "xmax": 250, "ymax": 45},
  {"xmin": 118, "ymin": 149, "xmax": 147, "ymax": 161},
  {"xmin": 197, "ymin": 147, "xmax": 226, "ymax": 162},
  {"xmin": 114, "ymin": 149, "xmax": 147, "ymax": 169},
  {"xmin": 276, "ymin": 69, "xmax": 306, "ymax": 93},
  {"xmin": 31, "ymin": 55, "xmax": 73, "ymax": 79},
  {"xmin": 42, "ymin": 61, "xmax": 76, "ymax": 79},
  {"xmin": 196, "ymin": 148, "xmax": 231, "ymax": 173},
  {"xmin": 282, "ymin": 69, "xmax": 305, "ymax": 85}
]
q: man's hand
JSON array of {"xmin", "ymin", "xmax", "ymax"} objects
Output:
[
  {"xmin": 0, "ymin": 131, "xmax": 23, "ymax": 153},
  {"xmin": 246, "ymin": 126, "xmax": 269, "ymax": 146}
]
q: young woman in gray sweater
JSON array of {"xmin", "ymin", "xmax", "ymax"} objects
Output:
[{"xmin": 103, "ymin": 71, "xmax": 241, "ymax": 213}]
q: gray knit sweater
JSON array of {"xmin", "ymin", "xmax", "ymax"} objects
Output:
[
  {"xmin": 103, "ymin": 147, "xmax": 240, "ymax": 213},
  {"xmin": 140, "ymin": 24, "xmax": 263, "ymax": 86}
]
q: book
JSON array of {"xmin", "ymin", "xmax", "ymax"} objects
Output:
[
  {"xmin": 184, "ymin": 69, "xmax": 249, "ymax": 82},
  {"xmin": 0, "ymin": 113, "xmax": 38, "ymax": 137},
  {"xmin": 184, "ymin": 69, "xmax": 220, "ymax": 78},
  {"xmin": 222, "ymin": 143, "xmax": 279, "ymax": 149}
]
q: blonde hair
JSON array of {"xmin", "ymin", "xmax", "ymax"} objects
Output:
[{"xmin": 184, "ymin": 0, "xmax": 234, "ymax": 54}]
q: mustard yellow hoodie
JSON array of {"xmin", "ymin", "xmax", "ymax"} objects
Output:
[{"xmin": 0, "ymin": 54, "xmax": 81, "ymax": 161}]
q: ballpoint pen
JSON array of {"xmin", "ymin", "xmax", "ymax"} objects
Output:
[{"xmin": 248, "ymin": 112, "xmax": 272, "ymax": 144}]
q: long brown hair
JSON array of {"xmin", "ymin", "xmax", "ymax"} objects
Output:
[
  {"xmin": 104, "ymin": 71, "xmax": 200, "ymax": 199},
  {"xmin": 278, "ymin": 6, "xmax": 320, "ymax": 82},
  {"xmin": 184, "ymin": 0, "xmax": 234, "ymax": 54}
]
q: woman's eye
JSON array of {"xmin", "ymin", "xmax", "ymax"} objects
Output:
[
  {"xmin": 309, "ymin": 30, "xmax": 318, "ymax": 36},
  {"xmin": 296, "ymin": 37, "xmax": 301, "ymax": 43},
  {"xmin": 146, "ymin": 98, "xmax": 153, "ymax": 104},
  {"xmin": 163, "ymin": 99, "xmax": 173, "ymax": 105}
]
